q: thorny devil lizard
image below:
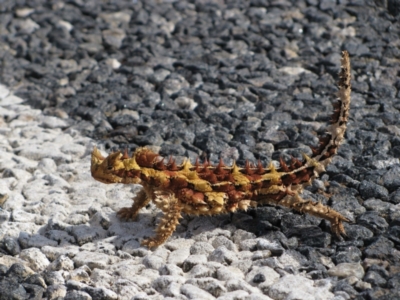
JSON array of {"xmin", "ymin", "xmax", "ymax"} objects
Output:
[{"xmin": 91, "ymin": 51, "xmax": 351, "ymax": 248}]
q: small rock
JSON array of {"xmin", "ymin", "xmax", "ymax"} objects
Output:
[
  {"xmin": 47, "ymin": 284, "xmax": 67, "ymax": 300},
  {"xmin": 246, "ymin": 266, "xmax": 280, "ymax": 287},
  {"xmin": 181, "ymin": 283, "xmax": 215, "ymax": 300},
  {"xmin": 73, "ymin": 251, "xmax": 111, "ymax": 269},
  {"xmin": 102, "ymin": 29, "xmax": 126, "ymax": 48},
  {"xmin": 327, "ymin": 263, "xmax": 365, "ymax": 279},
  {"xmin": 208, "ymin": 246, "xmax": 237, "ymax": 265},
  {"xmin": 267, "ymin": 274, "xmax": 334, "ymax": 300},
  {"xmin": 19, "ymin": 248, "xmax": 50, "ymax": 272},
  {"xmin": 182, "ymin": 255, "xmax": 208, "ymax": 272}
]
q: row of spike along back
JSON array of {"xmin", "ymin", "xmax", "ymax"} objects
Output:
[
  {"xmin": 110, "ymin": 147, "xmax": 316, "ymax": 207},
  {"xmin": 310, "ymin": 50, "xmax": 351, "ymax": 162}
]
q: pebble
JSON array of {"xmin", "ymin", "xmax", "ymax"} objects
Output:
[{"xmin": 327, "ymin": 263, "xmax": 365, "ymax": 279}]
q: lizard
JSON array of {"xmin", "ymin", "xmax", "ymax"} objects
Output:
[{"xmin": 91, "ymin": 51, "xmax": 351, "ymax": 248}]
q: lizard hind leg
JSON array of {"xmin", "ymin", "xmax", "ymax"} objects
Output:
[
  {"xmin": 142, "ymin": 191, "xmax": 183, "ymax": 248},
  {"xmin": 278, "ymin": 193, "xmax": 349, "ymax": 236},
  {"xmin": 117, "ymin": 188, "xmax": 151, "ymax": 221}
]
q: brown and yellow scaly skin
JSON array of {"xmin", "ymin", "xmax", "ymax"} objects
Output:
[{"xmin": 91, "ymin": 51, "xmax": 352, "ymax": 248}]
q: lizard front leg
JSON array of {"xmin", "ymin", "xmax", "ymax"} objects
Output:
[
  {"xmin": 117, "ymin": 188, "xmax": 151, "ymax": 220},
  {"xmin": 141, "ymin": 192, "xmax": 183, "ymax": 248},
  {"xmin": 278, "ymin": 193, "xmax": 349, "ymax": 236}
]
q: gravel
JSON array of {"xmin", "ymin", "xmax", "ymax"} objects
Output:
[{"xmin": 1, "ymin": 0, "xmax": 400, "ymax": 299}]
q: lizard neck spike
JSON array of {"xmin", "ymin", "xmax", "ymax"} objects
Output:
[
  {"xmin": 279, "ymin": 157, "xmax": 290, "ymax": 172},
  {"xmin": 256, "ymin": 160, "xmax": 264, "ymax": 174},
  {"xmin": 167, "ymin": 157, "xmax": 178, "ymax": 171},
  {"xmin": 122, "ymin": 148, "xmax": 129, "ymax": 160},
  {"xmin": 182, "ymin": 158, "xmax": 192, "ymax": 171},
  {"xmin": 202, "ymin": 159, "xmax": 210, "ymax": 171},
  {"xmin": 244, "ymin": 160, "xmax": 253, "ymax": 175},
  {"xmin": 194, "ymin": 157, "xmax": 201, "ymax": 171},
  {"xmin": 154, "ymin": 158, "xmax": 165, "ymax": 170},
  {"xmin": 214, "ymin": 158, "xmax": 225, "ymax": 174},
  {"xmin": 231, "ymin": 160, "xmax": 240, "ymax": 174}
]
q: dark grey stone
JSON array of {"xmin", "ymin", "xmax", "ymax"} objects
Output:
[
  {"xmin": 342, "ymin": 224, "xmax": 374, "ymax": 241},
  {"xmin": 333, "ymin": 280, "xmax": 358, "ymax": 298},
  {"xmin": 387, "ymin": 226, "xmax": 400, "ymax": 245},
  {"xmin": 364, "ymin": 270, "xmax": 387, "ymax": 287},
  {"xmin": 0, "ymin": 278, "xmax": 27, "ymax": 300},
  {"xmin": 364, "ymin": 236, "xmax": 399, "ymax": 264},
  {"xmin": 21, "ymin": 283, "xmax": 45, "ymax": 300},
  {"xmin": 359, "ymin": 180, "xmax": 389, "ymax": 201},
  {"xmin": 1, "ymin": 236, "xmax": 21, "ymax": 255},
  {"xmin": 357, "ymin": 212, "xmax": 389, "ymax": 235},
  {"xmin": 333, "ymin": 246, "xmax": 362, "ymax": 264},
  {"xmin": 5, "ymin": 263, "xmax": 33, "ymax": 282},
  {"xmin": 382, "ymin": 166, "xmax": 400, "ymax": 192}
]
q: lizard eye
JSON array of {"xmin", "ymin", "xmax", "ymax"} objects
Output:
[{"xmin": 107, "ymin": 166, "xmax": 113, "ymax": 171}]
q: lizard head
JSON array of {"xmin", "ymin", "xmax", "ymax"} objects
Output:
[{"xmin": 91, "ymin": 147, "xmax": 141, "ymax": 184}]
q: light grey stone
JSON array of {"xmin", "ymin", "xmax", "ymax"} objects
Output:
[
  {"xmin": 18, "ymin": 232, "xmax": 58, "ymax": 248},
  {"xmin": 47, "ymin": 255, "xmax": 74, "ymax": 271},
  {"xmin": 11, "ymin": 209, "xmax": 38, "ymax": 223},
  {"xmin": 17, "ymin": 143, "xmax": 72, "ymax": 164},
  {"xmin": 99, "ymin": 11, "xmax": 132, "ymax": 27},
  {"xmin": 327, "ymin": 263, "xmax": 365, "ymax": 279},
  {"xmin": 39, "ymin": 116, "xmax": 69, "ymax": 129},
  {"xmin": 153, "ymin": 275, "xmax": 186, "ymax": 297},
  {"xmin": 226, "ymin": 278, "xmax": 264, "ymax": 295},
  {"xmin": 190, "ymin": 241, "xmax": 215, "ymax": 255},
  {"xmin": 246, "ymin": 266, "xmax": 280, "ymax": 287},
  {"xmin": 0, "ymin": 84, "xmax": 10, "ymax": 99},
  {"xmin": 186, "ymin": 277, "xmax": 227, "ymax": 298},
  {"xmin": 231, "ymin": 259, "xmax": 253, "ymax": 274},
  {"xmin": 217, "ymin": 290, "xmax": 250, "ymax": 300},
  {"xmin": 19, "ymin": 248, "xmax": 50, "ymax": 271},
  {"xmin": 251, "ymin": 250, "xmax": 273, "ymax": 261},
  {"xmin": 159, "ymin": 264, "xmax": 185, "ymax": 277},
  {"xmin": 239, "ymin": 238, "xmax": 259, "ymax": 251},
  {"xmin": 208, "ymin": 246, "xmax": 237, "ymax": 265},
  {"xmin": 211, "ymin": 235, "xmax": 237, "ymax": 252},
  {"xmin": 41, "ymin": 245, "xmax": 80, "ymax": 261},
  {"xmin": 165, "ymin": 238, "xmax": 195, "ymax": 251},
  {"xmin": 70, "ymin": 224, "xmax": 108, "ymax": 245},
  {"xmin": 65, "ymin": 290, "xmax": 93, "ymax": 300},
  {"xmin": 65, "ymin": 213, "xmax": 90, "ymax": 225},
  {"xmin": 89, "ymin": 269, "xmax": 114, "ymax": 290},
  {"xmin": 121, "ymin": 239, "xmax": 141, "ymax": 254},
  {"xmin": 60, "ymin": 143, "xmax": 86, "ymax": 156},
  {"xmin": 278, "ymin": 250, "xmax": 306, "ymax": 268},
  {"xmin": 187, "ymin": 263, "xmax": 215, "ymax": 278},
  {"xmin": 47, "ymin": 284, "xmax": 67, "ymax": 300},
  {"xmin": 182, "ymin": 254, "xmax": 208, "ymax": 272},
  {"xmin": 216, "ymin": 265, "xmax": 244, "ymax": 281},
  {"xmin": 73, "ymin": 251, "xmax": 111, "ymax": 269},
  {"xmin": 143, "ymin": 254, "xmax": 166, "ymax": 270},
  {"xmin": 0, "ymin": 94, "xmax": 24, "ymax": 105},
  {"xmin": 113, "ymin": 279, "xmax": 142, "ymax": 299},
  {"xmin": 167, "ymin": 247, "xmax": 190, "ymax": 266},
  {"xmin": 257, "ymin": 239, "xmax": 284, "ymax": 255},
  {"xmin": 174, "ymin": 96, "xmax": 197, "ymax": 110},
  {"xmin": 102, "ymin": 28, "xmax": 126, "ymax": 48},
  {"xmin": 180, "ymin": 283, "xmax": 215, "ymax": 300},
  {"xmin": 44, "ymin": 270, "xmax": 66, "ymax": 285},
  {"xmin": 82, "ymin": 286, "xmax": 118, "ymax": 300},
  {"xmin": 266, "ymin": 274, "xmax": 334, "ymax": 300},
  {"xmin": 69, "ymin": 266, "xmax": 91, "ymax": 283}
]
